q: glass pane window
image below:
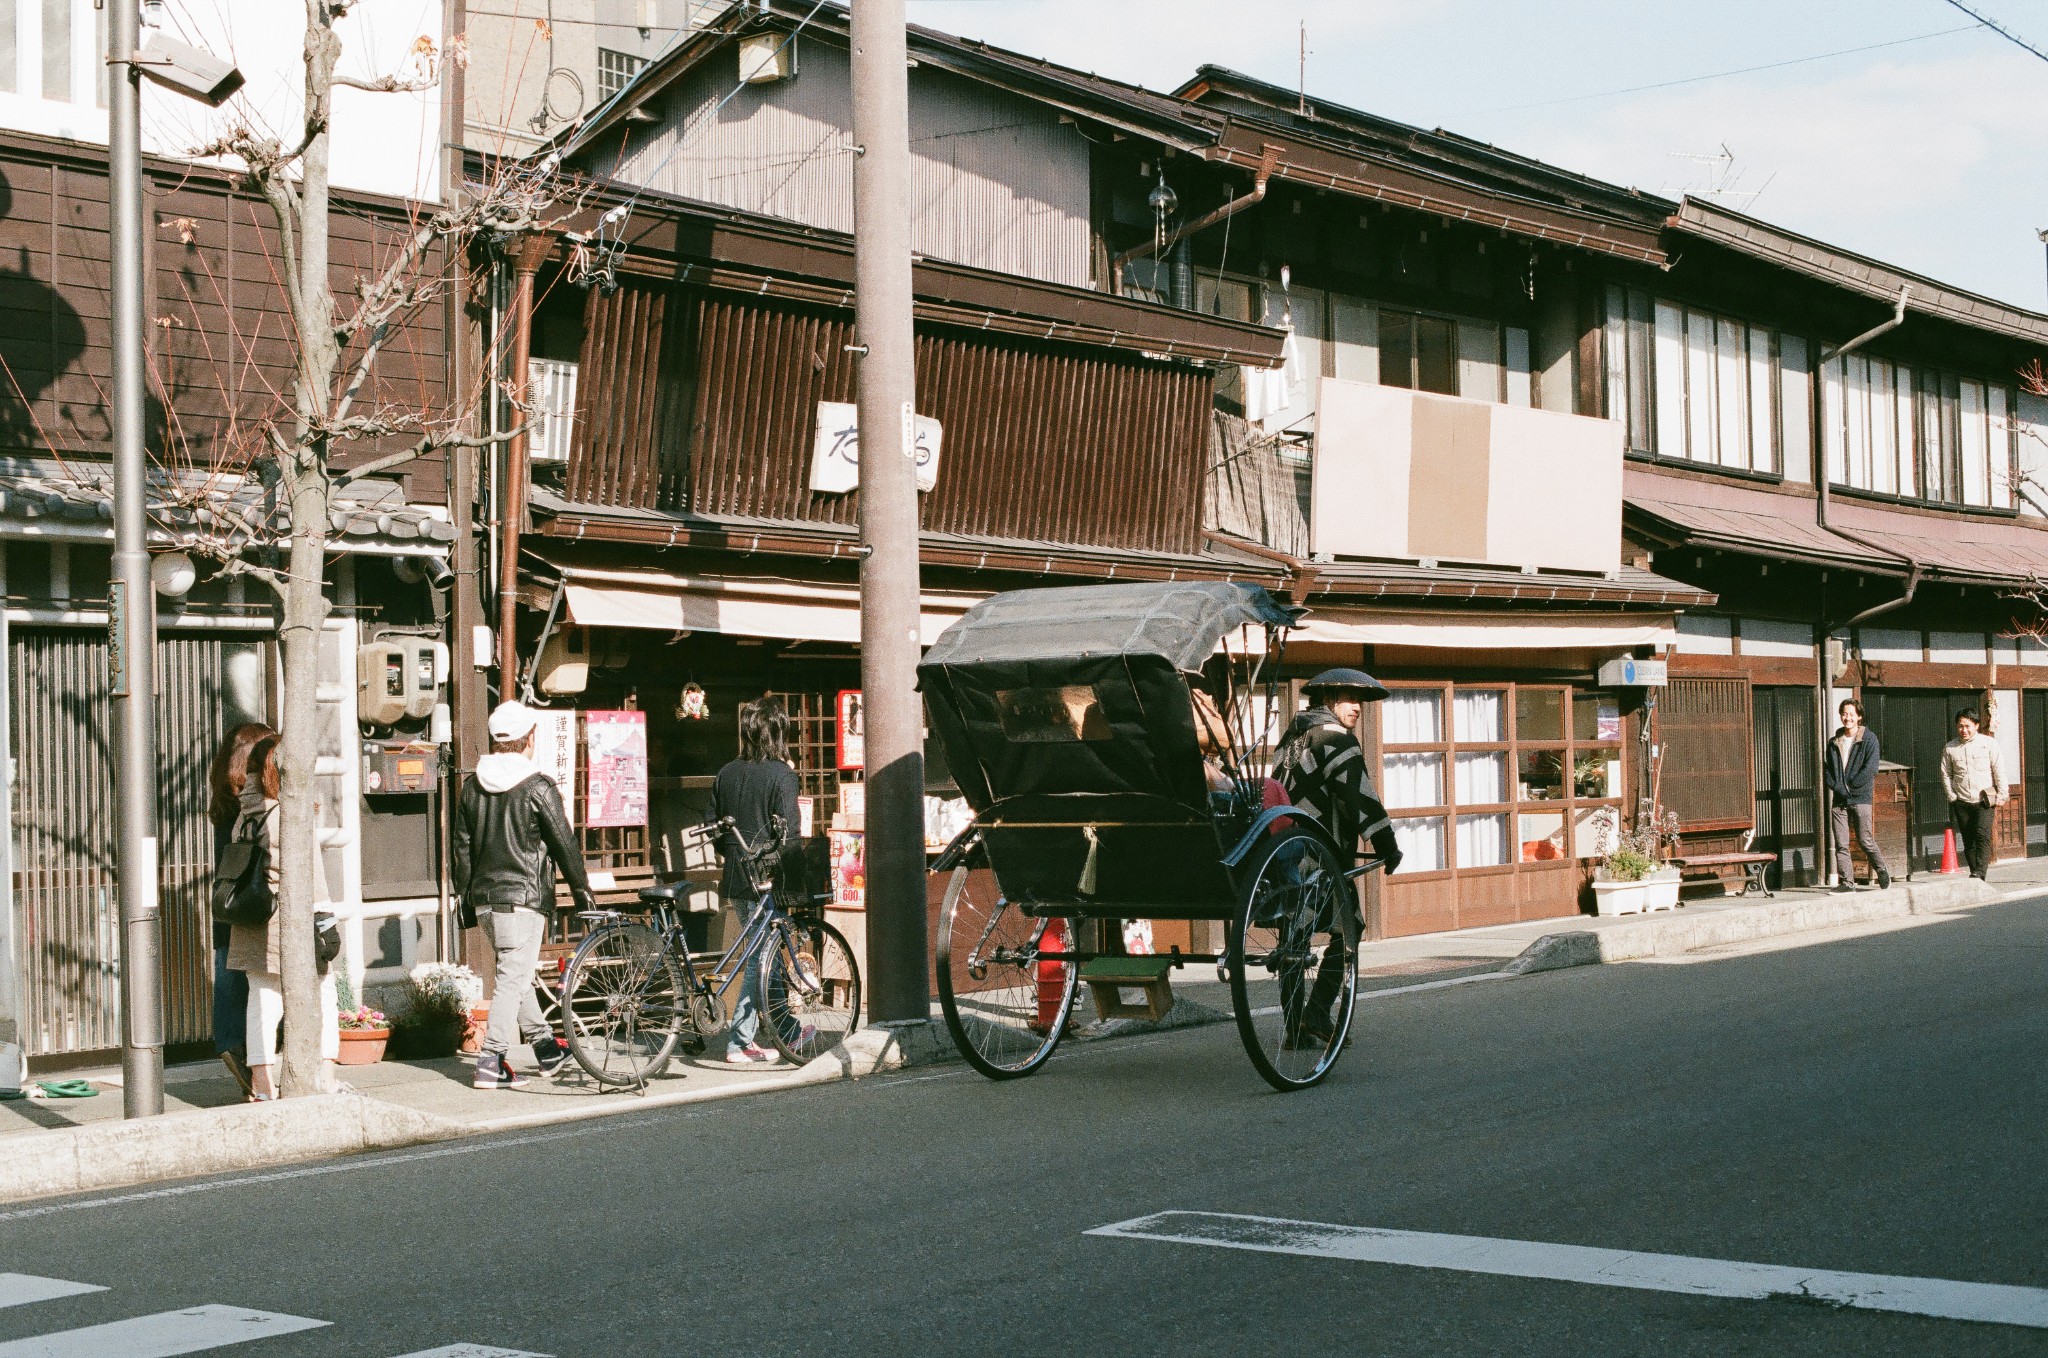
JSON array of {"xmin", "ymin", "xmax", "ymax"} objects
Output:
[
  {"xmin": 1613, "ymin": 289, "xmax": 1784, "ymax": 473},
  {"xmin": 1519, "ymin": 810, "xmax": 1567, "ymax": 862},
  {"xmin": 1382, "ymin": 753, "xmax": 1444, "ymax": 810},
  {"xmin": 1393, "ymin": 816, "xmax": 1446, "ymax": 873},
  {"xmin": 1382, "ymin": 690, "xmax": 1442, "ymax": 745},
  {"xmin": 1454, "ymin": 689, "xmax": 1505, "ymax": 742},
  {"xmin": 1454, "ymin": 751, "xmax": 1507, "ymax": 805},
  {"xmin": 1571, "ymin": 750, "xmax": 1622, "ymax": 800},
  {"xmin": 1572, "ymin": 693, "xmax": 1621, "ymax": 742},
  {"xmin": 1574, "ymin": 805, "xmax": 1620, "ymax": 860},
  {"xmin": 1518, "ymin": 749, "xmax": 1567, "ymax": 802},
  {"xmin": 41, "ymin": 0, "xmax": 68, "ymax": 104},
  {"xmin": 1415, "ymin": 315, "xmax": 1457, "ymax": 395},
  {"xmin": 1516, "ymin": 688, "xmax": 1564, "ymax": 741},
  {"xmin": 1457, "ymin": 813, "xmax": 1509, "ymax": 869}
]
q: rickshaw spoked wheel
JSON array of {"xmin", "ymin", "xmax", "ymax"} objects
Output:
[
  {"xmin": 1226, "ymin": 829, "xmax": 1358, "ymax": 1092},
  {"xmin": 935, "ymin": 865, "xmax": 1077, "ymax": 1080}
]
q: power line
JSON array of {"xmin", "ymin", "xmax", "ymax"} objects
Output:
[
  {"xmin": 1464, "ymin": 23, "xmax": 1984, "ymax": 116},
  {"xmin": 1941, "ymin": 0, "xmax": 2048, "ymax": 64}
]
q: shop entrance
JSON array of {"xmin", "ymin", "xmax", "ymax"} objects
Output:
[
  {"xmin": 2026, "ymin": 690, "xmax": 2048, "ymax": 857},
  {"xmin": 1863, "ymin": 689, "xmax": 1983, "ymax": 872},
  {"xmin": 1750, "ymin": 686, "xmax": 1817, "ymax": 890}
]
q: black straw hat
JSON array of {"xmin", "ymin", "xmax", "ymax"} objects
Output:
[{"xmin": 1302, "ymin": 667, "xmax": 1389, "ymax": 702}]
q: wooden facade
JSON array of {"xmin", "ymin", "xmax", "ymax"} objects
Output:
[{"xmin": 0, "ymin": 129, "xmax": 450, "ymax": 501}]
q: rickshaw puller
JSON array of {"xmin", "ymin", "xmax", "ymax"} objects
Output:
[{"xmin": 1275, "ymin": 667, "xmax": 1401, "ymax": 1048}]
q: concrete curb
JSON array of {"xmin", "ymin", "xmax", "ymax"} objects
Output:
[
  {"xmin": 1503, "ymin": 875, "xmax": 2002, "ymax": 976},
  {"xmin": 0, "ymin": 1093, "xmax": 466, "ymax": 1205}
]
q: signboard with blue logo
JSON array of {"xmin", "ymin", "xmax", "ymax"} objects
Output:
[{"xmin": 1597, "ymin": 656, "xmax": 1668, "ymax": 687}]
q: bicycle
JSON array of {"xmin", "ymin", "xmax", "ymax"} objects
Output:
[{"xmin": 556, "ymin": 816, "xmax": 862, "ymax": 1089}]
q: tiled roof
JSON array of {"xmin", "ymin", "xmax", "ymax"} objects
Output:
[{"xmin": 0, "ymin": 463, "xmax": 455, "ymax": 552}]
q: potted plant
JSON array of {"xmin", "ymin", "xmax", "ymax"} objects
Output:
[
  {"xmin": 1589, "ymin": 808, "xmax": 1681, "ymax": 915},
  {"xmin": 334, "ymin": 974, "xmax": 390, "ymax": 1065},
  {"xmin": 390, "ymin": 962, "xmax": 482, "ymax": 1060}
]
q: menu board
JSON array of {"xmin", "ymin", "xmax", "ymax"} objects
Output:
[{"xmin": 584, "ymin": 710, "xmax": 649, "ymax": 828}]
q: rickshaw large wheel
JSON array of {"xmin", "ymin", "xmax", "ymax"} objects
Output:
[
  {"xmin": 1227, "ymin": 830, "xmax": 1357, "ymax": 1091},
  {"xmin": 935, "ymin": 865, "xmax": 1077, "ymax": 1080}
]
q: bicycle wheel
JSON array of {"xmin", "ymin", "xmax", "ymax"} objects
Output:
[
  {"xmin": 757, "ymin": 917, "xmax": 861, "ymax": 1064},
  {"xmin": 1227, "ymin": 830, "xmax": 1357, "ymax": 1092},
  {"xmin": 559, "ymin": 920, "xmax": 686, "ymax": 1087},
  {"xmin": 935, "ymin": 865, "xmax": 1076, "ymax": 1080}
]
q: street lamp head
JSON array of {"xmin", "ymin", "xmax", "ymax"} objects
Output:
[{"xmin": 137, "ymin": 36, "xmax": 244, "ymax": 108}]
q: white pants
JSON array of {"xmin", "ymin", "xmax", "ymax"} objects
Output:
[{"xmin": 245, "ymin": 969, "xmax": 340, "ymax": 1065}]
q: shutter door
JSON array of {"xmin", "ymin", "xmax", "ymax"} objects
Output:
[{"xmin": 1660, "ymin": 677, "xmax": 1755, "ymax": 832}]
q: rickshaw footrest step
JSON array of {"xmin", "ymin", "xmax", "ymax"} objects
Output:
[{"xmin": 1079, "ymin": 956, "xmax": 1176, "ymax": 983}]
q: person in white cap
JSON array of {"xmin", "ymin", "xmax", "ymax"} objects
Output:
[{"xmin": 453, "ymin": 700, "xmax": 594, "ymax": 1089}]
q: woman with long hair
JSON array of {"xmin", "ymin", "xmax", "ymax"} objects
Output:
[
  {"xmin": 709, "ymin": 696, "xmax": 802, "ymax": 1063},
  {"xmin": 206, "ymin": 722, "xmax": 276, "ymax": 1097},
  {"xmin": 224, "ymin": 735, "xmax": 344, "ymax": 1098}
]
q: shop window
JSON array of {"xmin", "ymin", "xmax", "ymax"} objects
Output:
[{"xmin": 1380, "ymin": 681, "xmax": 1626, "ymax": 875}]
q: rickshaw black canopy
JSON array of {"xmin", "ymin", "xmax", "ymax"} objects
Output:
[{"xmin": 918, "ymin": 581, "xmax": 1300, "ymax": 818}]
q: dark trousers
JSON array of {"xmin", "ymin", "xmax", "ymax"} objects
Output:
[
  {"xmin": 1950, "ymin": 800, "xmax": 1995, "ymax": 879},
  {"xmin": 1830, "ymin": 802, "xmax": 1889, "ymax": 884}
]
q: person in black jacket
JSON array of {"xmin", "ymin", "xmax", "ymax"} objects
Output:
[
  {"xmin": 453, "ymin": 701, "xmax": 594, "ymax": 1089},
  {"xmin": 1273, "ymin": 668, "xmax": 1401, "ymax": 1048},
  {"xmin": 1824, "ymin": 697, "xmax": 1891, "ymax": 892},
  {"xmin": 711, "ymin": 697, "xmax": 802, "ymax": 1064}
]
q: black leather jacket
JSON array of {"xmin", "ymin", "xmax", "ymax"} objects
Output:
[{"xmin": 452, "ymin": 770, "xmax": 593, "ymax": 913}]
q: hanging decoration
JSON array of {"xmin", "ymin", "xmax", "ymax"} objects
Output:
[{"xmin": 675, "ymin": 682, "xmax": 710, "ymax": 722}]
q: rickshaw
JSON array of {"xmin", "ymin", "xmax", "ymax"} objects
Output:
[{"xmin": 919, "ymin": 580, "xmax": 1386, "ymax": 1091}]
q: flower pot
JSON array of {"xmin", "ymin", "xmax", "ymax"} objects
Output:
[
  {"xmin": 1592, "ymin": 878, "xmax": 1648, "ymax": 916},
  {"xmin": 459, "ymin": 1005, "xmax": 491, "ymax": 1056},
  {"xmin": 1641, "ymin": 868, "xmax": 1681, "ymax": 912},
  {"xmin": 336, "ymin": 1027, "xmax": 390, "ymax": 1065},
  {"xmin": 390, "ymin": 1016, "xmax": 465, "ymax": 1060}
]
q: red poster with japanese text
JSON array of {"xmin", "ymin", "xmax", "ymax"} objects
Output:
[{"xmin": 584, "ymin": 710, "xmax": 648, "ymax": 828}]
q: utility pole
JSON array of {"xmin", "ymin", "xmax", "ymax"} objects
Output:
[
  {"xmin": 109, "ymin": 0, "xmax": 165, "ymax": 1118},
  {"xmin": 850, "ymin": 0, "xmax": 929, "ymax": 1025}
]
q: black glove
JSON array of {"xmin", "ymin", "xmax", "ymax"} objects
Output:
[
  {"xmin": 572, "ymin": 889, "xmax": 597, "ymax": 913},
  {"xmin": 1380, "ymin": 848, "xmax": 1403, "ymax": 876}
]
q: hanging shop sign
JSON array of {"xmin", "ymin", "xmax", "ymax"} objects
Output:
[
  {"xmin": 1596, "ymin": 656, "xmax": 1667, "ymax": 687},
  {"xmin": 532, "ymin": 709, "xmax": 579, "ymax": 824},
  {"xmin": 585, "ymin": 709, "xmax": 649, "ymax": 828},
  {"xmin": 810, "ymin": 401, "xmax": 942, "ymax": 494},
  {"xmin": 836, "ymin": 688, "xmax": 865, "ymax": 770}
]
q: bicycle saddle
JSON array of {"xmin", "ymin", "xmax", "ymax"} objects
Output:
[{"xmin": 637, "ymin": 881, "xmax": 688, "ymax": 904}]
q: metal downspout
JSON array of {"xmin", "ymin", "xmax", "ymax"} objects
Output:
[
  {"xmin": 1810, "ymin": 285, "xmax": 1914, "ymax": 885},
  {"xmin": 1113, "ymin": 145, "xmax": 1283, "ymax": 295}
]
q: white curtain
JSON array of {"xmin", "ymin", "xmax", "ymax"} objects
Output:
[
  {"xmin": 1393, "ymin": 817, "xmax": 1445, "ymax": 873},
  {"xmin": 1382, "ymin": 691, "xmax": 1441, "ymax": 745},
  {"xmin": 1457, "ymin": 813, "xmax": 1508, "ymax": 869},
  {"xmin": 1382, "ymin": 753, "xmax": 1443, "ymax": 810},
  {"xmin": 1454, "ymin": 752, "xmax": 1507, "ymax": 805},
  {"xmin": 1453, "ymin": 690, "xmax": 1503, "ymax": 743}
]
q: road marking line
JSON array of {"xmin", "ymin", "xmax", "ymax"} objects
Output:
[
  {"xmin": 0, "ymin": 1276, "xmax": 102, "ymax": 1311},
  {"xmin": 1086, "ymin": 1212, "xmax": 2048, "ymax": 1330},
  {"xmin": 387, "ymin": 1346, "xmax": 552, "ymax": 1357},
  {"xmin": 0, "ymin": 1304, "xmax": 329, "ymax": 1356}
]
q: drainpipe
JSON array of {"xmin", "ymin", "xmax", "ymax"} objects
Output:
[
  {"xmin": 496, "ymin": 233, "xmax": 553, "ymax": 687},
  {"xmin": 1113, "ymin": 144, "xmax": 1282, "ymax": 296},
  {"xmin": 1810, "ymin": 285, "xmax": 1915, "ymax": 884},
  {"xmin": 1201, "ymin": 528, "xmax": 1316, "ymax": 600}
]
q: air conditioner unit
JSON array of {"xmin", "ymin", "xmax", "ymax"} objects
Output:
[{"xmin": 527, "ymin": 357, "xmax": 579, "ymax": 462}]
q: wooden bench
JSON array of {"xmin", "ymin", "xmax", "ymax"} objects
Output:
[{"xmin": 1672, "ymin": 832, "xmax": 1775, "ymax": 899}]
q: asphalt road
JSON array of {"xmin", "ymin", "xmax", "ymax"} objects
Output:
[{"xmin": 2, "ymin": 895, "xmax": 2045, "ymax": 1357}]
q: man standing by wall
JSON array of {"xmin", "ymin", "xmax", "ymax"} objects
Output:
[
  {"xmin": 453, "ymin": 701, "xmax": 595, "ymax": 1088},
  {"xmin": 1824, "ymin": 698, "xmax": 1891, "ymax": 892},
  {"xmin": 1940, "ymin": 708, "xmax": 2006, "ymax": 882}
]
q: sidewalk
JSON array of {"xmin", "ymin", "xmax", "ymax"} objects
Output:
[{"xmin": 0, "ymin": 860, "xmax": 2038, "ymax": 1201}]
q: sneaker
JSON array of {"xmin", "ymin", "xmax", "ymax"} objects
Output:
[
  {"xmin": 724, "ymin": 1044, "xmax": 774, "ymax": 1065},
  {"xmin": 776, "ymin": 1025, "xmax": 817, "ymax": 1059},
  {"xmin": 1830, "ymin": 882, "xmax": 1857, "ymax": 894},
  {"xmin": 1877, "ymin": 869, "xmax": 1892, "ymax": 889},
  {"xmin": 473, "ymin": 1051, "xmax": 528, "ymax": 1090},
  {"xmin": 531, "ymin": 1035, "xmax": 570, "ymax": 1077},
  {"xmin": 1282, "ymin": 1023, "xmax": 1334, "ymax": 1052}
]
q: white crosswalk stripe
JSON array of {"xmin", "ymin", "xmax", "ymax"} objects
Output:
[
  {"xmin": 0, "ymin": 1303, "xmax": 328, "ymax": 1356},
  {"xmin": 0, "ymin": 1273, "xmax": 553, "ymax": 1356},
  {"xmin": 0, "ymin": 1277, "xmax": 103, "ymax": 1312}
]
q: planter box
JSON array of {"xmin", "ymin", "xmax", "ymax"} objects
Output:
[
  {"xmin": 1641, "ymin": 868, "xmax": 1681, "ymax": 912},
  {"xmin": 336, "ymin": 1028, "xmax": 390, "ymax": 1065},
  {"xmin": 1592, "ymin": 879, "xmax": 1647, "ymax": 916}
]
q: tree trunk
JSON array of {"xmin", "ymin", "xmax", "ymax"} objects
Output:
[{"xmin": 277, "ymin": 3, "xmax": 343, "ymax": 1098}]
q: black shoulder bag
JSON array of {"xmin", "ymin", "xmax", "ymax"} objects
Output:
[{"xmin": 211, "ymin": 807, "xmax": 277, "ymax": 928}]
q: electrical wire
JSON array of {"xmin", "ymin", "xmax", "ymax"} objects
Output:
[
  {"xmin": 1941, "ymin": 0, "xmax": 2048, "ymax": 63},
  {"xmin": 1465, "ymin": 22, "xmax": 1984, "ymax": 116}
]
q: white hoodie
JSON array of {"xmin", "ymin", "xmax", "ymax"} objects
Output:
[{"xmin": 475, "ymin": 751, "xmax": 542, "ymax": 794}]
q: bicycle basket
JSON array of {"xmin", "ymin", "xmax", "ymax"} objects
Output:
[{"xmin": 774, "ymin": 835, "xmax": 833, "ymax": 918}]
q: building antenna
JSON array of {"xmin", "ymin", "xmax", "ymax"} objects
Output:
[{"xmin": 1298, "ymin": 21, "xmax": 1309, "ymax": 115}]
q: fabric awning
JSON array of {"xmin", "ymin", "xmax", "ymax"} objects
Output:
[
  {"xmin": 558, "ymin": 567, "xmax": 982, "ymax": 646},
  {"xmin": 1293, "ymin": 610, "xmax": 1677, "ymax": 651}
]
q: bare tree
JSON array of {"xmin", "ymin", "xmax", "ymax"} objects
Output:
[{"xmin": 163, "ymin": 2, "xmax": 576, "ymax": 1096}]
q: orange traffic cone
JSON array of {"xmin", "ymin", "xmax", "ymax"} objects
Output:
[{"xmin": 1939, "ymin": 828, "xmax": 1961, "ymax": 875}]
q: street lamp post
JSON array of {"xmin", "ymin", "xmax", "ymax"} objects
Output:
[{"xmin": 108, "ymin": 2, "xmax": 240, "ymax": 1118}]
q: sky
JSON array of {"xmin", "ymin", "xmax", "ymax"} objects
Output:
[{"xmin": 905, "ymin": 0, "xmax": 2048, "ymax": 310}]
